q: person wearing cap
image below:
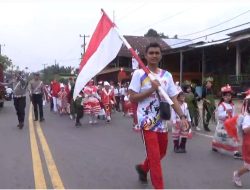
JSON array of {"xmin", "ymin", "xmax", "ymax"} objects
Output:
[
  {"xmin": 11, "ymin": 72, "xmax": 28, "ymax": 129},
  {"xmin": 101, "ymin": 81, "xmax": 116, "ymax": 122},
  {"xmin": 171, "ymin": 90, "xmax": 192, "ymax": 153},
  {"xmin": 233, "ymin": 91, "xmax": 250, "ymax": 187},
  {"xmin": 212, "ymin": 84, "xmax": 241, "ymax": 159},
  {"xmin": 28, "ymin": 73, "xmax": 45, "ymax": 122},
  {"xmin": 202, "ymin": 77, "xmax": 216, "ymax": 131},
  {"xmin": 183, "ymin": 80, "xmax": 201, "ymax": 131}
]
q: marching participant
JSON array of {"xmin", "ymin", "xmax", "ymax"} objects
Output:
[
  {"xmin": 183, "ymin": 80, "xmax": 201, "ymax": 131},
  {"xmin": 28, "ymin": 73, "xmax": 45, "ymax": 122},
  {"xmin": 212, "ymin": 84, "xmax": 241, "ymax": 159},
  {"xmin": 83, "ymin": 79, "xmax": 101, "ymax": 124},
  {"xmin": 12, "ymin": 72, "xmax": 28, "ymax": 129},
  {"xmin": 101, "ymin": 81, "xmax": 116, "ymax": 122},
  {"xmin": 171, "ymin": 90, "xmax": 192, "ymax": 153},
  {"xmin": 202, "ymin": 77, "xmax": 216, "ymax": 131},
  {"xmin": 50, "ymin": 78, "xmax": 60, "ymax": 112},
  {"xmin": 128, "ymin": 43, "xmax": 189, "ymax": 189},
  {"xmin": 57, "ymin": 83, "xmax": 68, "ymax": 115},
  {"xmin": 233, "ymin": 92, "xmax": 250, "ymax": 187}
]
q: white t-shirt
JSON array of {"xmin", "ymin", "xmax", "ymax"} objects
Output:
[
  {"xmin": 129, "ymin": 69, "xmax": 178, "ymax": 132},
  {"xmin": 217, "ymin": 102, "xmax": 235, "ymax": 121},
  {"xmin": 242, "ymin": 114, "xmax": 250, "ymax": 130},
  {"xmin": 171, "ymin": 102, "xmax": 191, "ymax": 124}
]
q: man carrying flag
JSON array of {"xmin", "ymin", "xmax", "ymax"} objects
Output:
[
  {"xmin": 74, "ymin": 10, "xmax": 188, "ymax": 189},
  {"xmin": 128, "ymin": 43, "xmax": 189, "ymax": 189}
]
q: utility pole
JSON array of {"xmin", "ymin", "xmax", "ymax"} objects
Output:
[
  {"xmin": 79, "ymin": 34, "xmax": 90, "ymax": 57},
  {"xmin": 0, "ymin": 44, "xmax": 5, "ymax": 55},
  {"xmin": 42, "ymin": 63, "xmax": 47, "ymax": 73}
]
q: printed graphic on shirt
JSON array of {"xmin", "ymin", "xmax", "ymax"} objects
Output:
[{"xmin": 129, "ymin": 69, "xmax": 178, "ymax": 133}]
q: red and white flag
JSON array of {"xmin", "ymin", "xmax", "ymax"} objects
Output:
[{"xmin": 73, "ymin": 12, "xmax": 123, "ymax": 99}]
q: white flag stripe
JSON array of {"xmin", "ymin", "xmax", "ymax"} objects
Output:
[{"xmin": 73, "ymin": 28, "xmax": 123, "ymax": 99}]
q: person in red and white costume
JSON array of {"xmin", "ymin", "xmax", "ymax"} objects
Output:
[
  {"xmin": 83, "ymin": 79, "xmax": 101, "ymax": 124},
  {"xmin": 101, "ymin": 81, "xmax": 116, "ymax": 122},
  {"xmin": 50, "ymin": 78, "xmax": 61, "ymax": 112},
  {"xmin": 212, "ymin": 84, "xmax": 242, "ymax": 159},
  {"xmin": 171, "ymin": 91, "xmax": 192, "ymax": 153},
  {"xmin": 57, "ymin": 83, "xmax": 68, "ymax": 115},
  {"xmin": 233, "ymin": 92, "xmax": 250, "ymax": 187}
]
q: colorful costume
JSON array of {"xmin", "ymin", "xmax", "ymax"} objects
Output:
[
  {"xmin": 57, "ymin": 84, "xmax": 68, "ymax": 114},
  {"xmin": 101, "ymin": 81, "xmax": 115, "ymax": 122},
  {"xmin": 83, "ymin": 82, "xmax": 101, "ymax": 124},
  {"xmin": 171, "ymin": 101, "xmax": 191, "ymax": 152},
  {"xmin": 212, "ymin": 85, "xmax": 240, "ymax": 157},
  {"xmin": 50, "ymin": 80, "xmax": 60, "ymax": 112}
]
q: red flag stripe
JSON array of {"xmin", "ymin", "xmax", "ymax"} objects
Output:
[{"xmin": 79, "ymin": 14, "xmax": 114, "ymax": 71}]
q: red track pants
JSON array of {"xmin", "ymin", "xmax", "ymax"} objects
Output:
[{"xmin": 140, "ymin": 130, "xmax": 168, "ymax": 189}]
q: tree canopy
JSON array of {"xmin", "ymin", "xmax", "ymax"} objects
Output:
[
  {"xmin": 144, "ymin": 28, "xmax": 169, "ymax": 38},
  {"xmin": 42, "ymin": 64, "xmax": 75, "ymax": 84},
  {"xmin": 0, "ymin": 55, "xmax": 12, "ymax": 70}
]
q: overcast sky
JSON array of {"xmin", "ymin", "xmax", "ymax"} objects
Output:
[{"xmin": 0, "ymin": 0, "xmax": 250, "ymax": 72}]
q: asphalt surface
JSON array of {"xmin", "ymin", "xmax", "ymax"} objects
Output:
[{"xmin": 0, "ymin": 99, "xmax": 249, "ymax": 189}]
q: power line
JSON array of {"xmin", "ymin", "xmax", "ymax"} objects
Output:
[
  {"xmin": 132, "ymin": 8, "xmax": 191, "ymax": 33},
  {"xmin": 170, "ymin": 22, "xmax": 250, "ymax": 48},
  {"xmin": 116, "ymin": 2, "xmax": 148, "ymax": 22},
  {"xmin": 180, "ymin": 9, "xmax": 250, "ymax": 37}
]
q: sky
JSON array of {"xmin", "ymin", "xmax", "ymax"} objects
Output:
[{"xmin": 0, "ymin": 0, "xmax": 250, "ymax": 72}]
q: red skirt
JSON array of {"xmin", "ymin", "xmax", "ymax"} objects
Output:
[
  {"xmin": 243, "ymin": 133, "xmax": 250, "ymax": 164},
  {"xmin": 84, "ymin": 99, "xmax": 101, "ymax": 115}
]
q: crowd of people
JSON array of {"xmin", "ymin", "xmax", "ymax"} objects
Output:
[{"xmin": 44, "ymin": 77, "xmax": 134, "ymax": 127}]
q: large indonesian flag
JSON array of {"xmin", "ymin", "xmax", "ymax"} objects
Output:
[{"xmin": 73, "ymin": 12, "xmax": 123, "ymax": 99}]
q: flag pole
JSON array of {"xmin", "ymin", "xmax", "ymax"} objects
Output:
[{"xmin": 101, "ymin": 9, "xmax": 173, "ymax": 105}]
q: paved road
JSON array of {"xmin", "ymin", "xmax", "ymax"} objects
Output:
[{"xmin": 0, "ymin": 100, "xmax": 249, "ymax": 189}]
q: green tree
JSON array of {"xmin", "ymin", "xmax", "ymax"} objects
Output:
[
  {"xmin": 0, "ymin": 55, "xmax": 12, "ymax": 70},
  {"xmin": 41, "ymin": 64, "xmax": 75, "ymax": 84},
  {"xmin": 144, "ymin": 29, "xmax": 168, "ymax": 38}
]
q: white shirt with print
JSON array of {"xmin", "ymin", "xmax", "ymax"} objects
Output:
[
  {"xmin": 171, "ymin": 102, "xmax": 191, "ymax": 124},
  {"xmin": 129, "ymin": 69, "xmax": 178, "ymax": 133}
]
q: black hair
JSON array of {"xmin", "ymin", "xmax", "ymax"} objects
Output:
[
  {"xmin": 177, "ymin": 91, "xmax": 185, "ymax": 98},
  {"xmin": 218, "ymin": 92, "xmax": 233, "ymax": 105},
  {"xmin": 145, "ymin": 42, "xmax": 162, "ymax": 53},
  {"xmin": 183, "ymin": 85, "xmax": 191, "ymax": 93}
]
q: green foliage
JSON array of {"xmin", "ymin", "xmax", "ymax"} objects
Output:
[
  {"xmin": 144, "ymin": 29, "xmax": 168, "ymax": 38},
  {"xmin": 42, "ymin": 64, "xmax": 74, "ymax": 84},
  {"xmin": 0, "ymin": 55, "xmax": 12, "ymax": 70}
]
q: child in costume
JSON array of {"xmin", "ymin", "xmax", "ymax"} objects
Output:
[
  {"xmin": 171, "ymin": 91, "xmax": 192, "ymax": 153},
  {"xmin": 57, "ymin": 83, "xmax": 68, "ymax": 115},
  {"xmin": 83, "ymin": 80, "xmax": 101, "ymax": 124},
  {"xmin": 212, "ymin": 84, "xmax": 241, "ymax": 159},
  {"xmin": 233, "ymin": 92, "xmax": 250, "ymax": 187},
  {"xmin": 101, "ymin": 81, "xmax": 116, "ymax": 122}
]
